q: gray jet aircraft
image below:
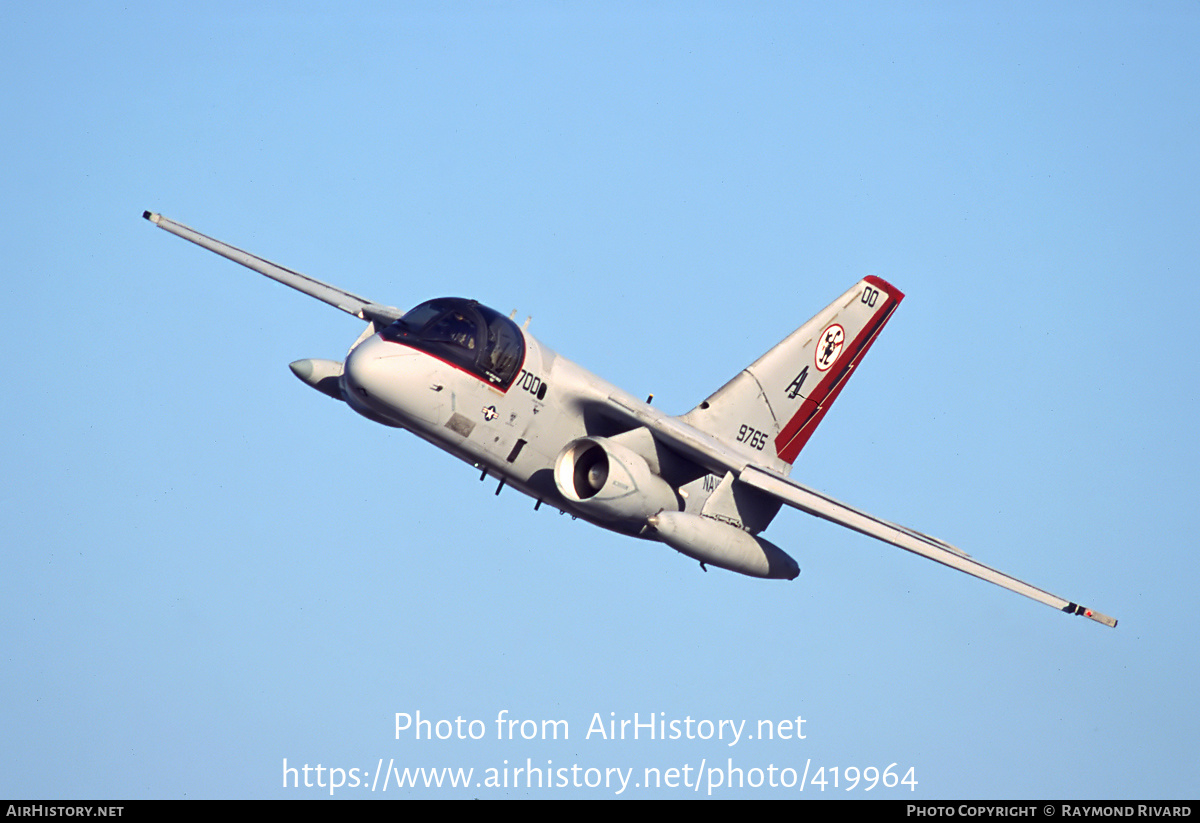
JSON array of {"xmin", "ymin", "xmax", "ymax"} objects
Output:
[{"xmin": 144, "ymin": 211, "xmax": 1116, "ymax": 628}]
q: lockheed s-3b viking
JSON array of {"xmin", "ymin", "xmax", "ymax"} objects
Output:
[{"xmin": 144, "ymin": 211, "xmax": 1116, "ymax": 628}]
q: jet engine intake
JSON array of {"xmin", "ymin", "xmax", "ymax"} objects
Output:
[{"xmin": 553, "ymin": 437, "xmax": 680, "ymax": 525}]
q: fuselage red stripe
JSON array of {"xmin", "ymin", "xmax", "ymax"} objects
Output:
[{"xmin": 378, "ymin": 335, "xmax": 526, "ymax": 394}]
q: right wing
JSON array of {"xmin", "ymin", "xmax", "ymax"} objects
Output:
[
  {"xmin": 143, "ymin": 211, "xmax": 403, "ymax": 326},
  {"xmin": 737, "ymin": 464, "xmax": 1118, "ymax": 628}
]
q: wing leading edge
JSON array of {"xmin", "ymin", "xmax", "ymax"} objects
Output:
[
  {"xmin": 143, "ymin": 211, "xmax": 403, "ymax": 325},
  {"xmin": 737, "ymin": 465, "xmax": 1117, "ymax": 627}
]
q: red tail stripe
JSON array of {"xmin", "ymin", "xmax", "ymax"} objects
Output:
[{"xmin": 774, "ymin": 282, "xmax": 904, "ymax": 463}]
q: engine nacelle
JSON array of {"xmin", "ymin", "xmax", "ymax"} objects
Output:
[
  {"xmin": 647, "ymin": 510, "xmax": 799, "ymax": 580},
  {"xmin": 553, "ymin": 437, "xmax": 680, "ymax": 525}
]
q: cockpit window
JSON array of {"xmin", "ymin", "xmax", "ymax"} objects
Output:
[
  {"xmin": 380, "ymin": 298, "xmax": 525, "ymax": 389},
  {"xmin": 391, "ymin": 300, "xmax": 445, "ymax": 332},
  {"xmin": 424, "ymin": 310, "xmax": 477, "ymax": 350},
  {"xmin": 483, "ymin": 314, "xmax": 523, "ymax": 380}
]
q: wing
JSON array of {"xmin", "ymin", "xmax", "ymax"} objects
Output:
[
  {"xmin": 598, "ymin": 389, "xmax": 1116, "ymax": 627},
  {"xmin": 737, "ymin": 464, "xmax": 1117, "ymax": 627},
  {"xmin": 143, "ymin": 211, "xmax": 403, "ymax": 325}
]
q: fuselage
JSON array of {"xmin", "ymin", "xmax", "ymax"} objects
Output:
[{"xmin": 339, "ymin": 299, "xmax": 720, "ymax": 536}]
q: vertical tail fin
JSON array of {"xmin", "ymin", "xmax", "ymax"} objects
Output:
[{"xmin": 681, "ymin": 276, "xmax": 903, "ymax": 472}]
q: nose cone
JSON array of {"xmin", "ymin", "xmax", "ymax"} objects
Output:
[
  {"xmin": 343, "ymin": 334, "xmax": 392, "ymax": 401},
  {"xmin": 343, "ymin": 335, "xmax": 443, "ymax": 426}
]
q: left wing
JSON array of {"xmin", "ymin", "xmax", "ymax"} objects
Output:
[
  {"xmin": 599, "ymin": 391, "xmax": 1117, "ymax": 627},
  {"xmin": 143, "ymin": 212, "xmax": 403, "ymax": 325},
  {"xmin": 737, "ymin": 464, "xmax": 1117, "ymax": 627}
]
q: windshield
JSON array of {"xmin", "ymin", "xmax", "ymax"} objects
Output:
[{"xmin": 380, "ymin": 298, "xmax": 525, "ymax": 389}]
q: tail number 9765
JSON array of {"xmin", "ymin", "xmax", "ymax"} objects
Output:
[{"xmin": 737, "ymin": 424, "xmax": 768, "ymax": 451}]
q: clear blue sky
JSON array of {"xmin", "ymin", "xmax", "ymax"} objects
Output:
[{"xmin": 2, "ymin": 2, "xmax": 1197, "ymax": 798}]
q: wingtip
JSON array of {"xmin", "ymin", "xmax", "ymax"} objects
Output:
[
  {"xmin": 1064, "ymin": 602, "xmax": 1118, "ymax": 628},
  {"xmin": 143, "ymin": 210, "xmax": 160, "ymax": 224},
  {"xmin": 1093, "ymin": 612, "xmax": 1118, "ymax": 629}
]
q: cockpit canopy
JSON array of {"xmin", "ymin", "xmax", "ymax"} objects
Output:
[{"xmin": 380, "ymin": 297, "xmax": 525, "ymax": 389}]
